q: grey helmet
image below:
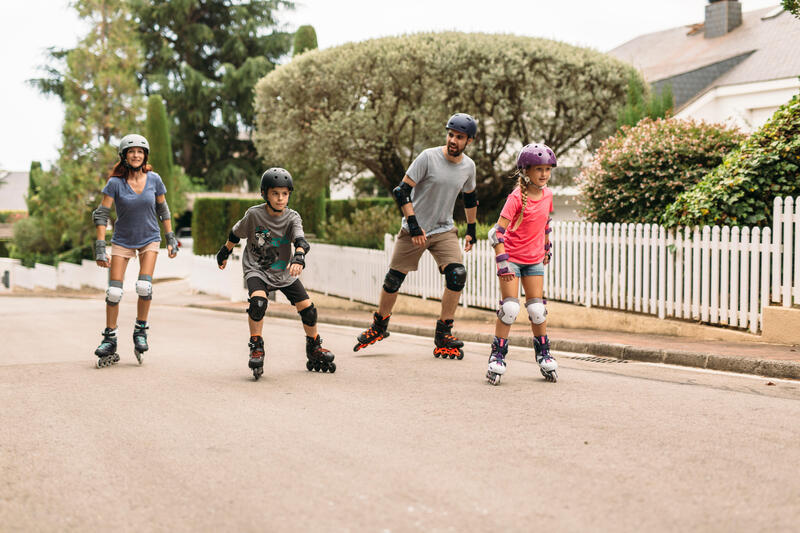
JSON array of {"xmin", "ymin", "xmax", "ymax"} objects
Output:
[
  {"xmin": 445, "ymin": 113, "xmax": 478, "ymax": 139},
  {"xmin": 118, "ymin": 134, "xmax": 149, "ymax": 157}
]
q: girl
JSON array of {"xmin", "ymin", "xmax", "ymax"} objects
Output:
[
  {"xmin": 485, "ymin": 143, "xmax": 557, "ymax": 385},
  {"xmin": 91, "ymin": 134, "xmax": 179, "ymax": 367}
]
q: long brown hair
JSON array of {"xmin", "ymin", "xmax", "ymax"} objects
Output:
[{"xmin": 109, "ymin": 154, "xmax": 152, "ymax": 181}]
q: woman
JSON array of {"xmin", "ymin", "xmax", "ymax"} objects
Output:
[{"xmin": 91, "ymin": 134, "xmax": 178, "ymax": 367}]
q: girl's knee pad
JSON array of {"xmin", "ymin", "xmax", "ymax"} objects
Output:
[
  {"xmin": 526, "ymin": 298, "xmax": 547, "ymax": 324},
  {"xmin": 497, "ymin": 297, "xmax": 520, "ymax": 325}
]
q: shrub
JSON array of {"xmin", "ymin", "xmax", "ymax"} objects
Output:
[
  {"xmin": 0, "ymin": 210, "xmax": 27, "ymax": 224},
  {"xmin": 321, "ymin": 204, "xmax": 401, "ymax": 249},
  {"xmin": 663, "ymin": 95, "xmax": 800, "ymax": 227},
  {"xmin": 192, "ymin": 198, "xmax": 261, "ymax": 255},
  {"xmin": 577, "ymin": 117, "xmax": 744, "ymax": 223}
]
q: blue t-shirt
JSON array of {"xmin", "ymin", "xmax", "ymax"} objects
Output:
[{"xmin": 102, "ymin": 171, "xmax": 167, "ymax": 249}]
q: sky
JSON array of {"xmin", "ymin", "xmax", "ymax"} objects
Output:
[{"xmin": 0, "ymin": 0, "xmax": 782, "ymax": 172}]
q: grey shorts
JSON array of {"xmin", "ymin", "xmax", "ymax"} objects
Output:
[{"xmin": 389, "ymin": 228, "xmax": 463, "ymax": 272}]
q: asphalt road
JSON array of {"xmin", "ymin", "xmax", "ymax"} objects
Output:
[{"xmin": 1, "ymin": 296, "xmax": 799, "ymax": 532}]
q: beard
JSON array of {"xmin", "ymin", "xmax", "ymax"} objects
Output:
[{"xmin": 446, "ymin": 143, "xmax": 463, "ymax": 157}]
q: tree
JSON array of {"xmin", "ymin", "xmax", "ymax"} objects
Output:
[
  {"xmin": 253, "ymin": 32, "xmax": 634, "ymax": 213},
  {"xmin": 577, "ymin": 118, "xmax": 744, "ymax": 223},
  {"xmin": 783, "ymin": 0, "xmax": 799, "ymax": 17},
  {"xmin": 131, "ymin": 0, "xmax": 295, "ymax": 190},
  {"xmin": 145, "ymin": 94, "xmax": 183, "ymax": 215},
  {"xmin": 16, "ymin": 0, "xmax": 143, "ymax": 263},
  {"xmin": 662, "ymin": 95, "xmax": 800, "ymax": 228},
  {"xmin": 616, "ymin": 72, "xmax": 674, "ymax": 129}
]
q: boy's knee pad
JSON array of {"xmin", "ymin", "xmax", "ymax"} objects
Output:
[
  {"xmin": 526, "ymin": 298, "xmax": 547, "ymax": 324},
  {"xmin": 496, "ymin": 297, "xmax": 520, "ymax": 325},
  {"xmin": 443, "ymin": 263, "xmax": 466, "ymax": 292},
  {"xmin": 135, "ymin": 275, "xmax": 153, "ymax": 300},
  {"xmin": 247, "ymin": 296, "xmax": 268, "ymax": 321},
  {"xmin": 105, "ymin": 280, "xmax": 123, "ymax": 306},
  {"xmin": 299, "ymin": 304, "xmax": 317, "ymax": 326},
  {"xmin": 383, "ymin": 269, "xmax": 406, "ymax": 294}
]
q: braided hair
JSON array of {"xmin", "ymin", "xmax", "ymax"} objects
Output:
[{"xmin": 510, "ymin": 168, "xmax": 529, "ymax": 231}]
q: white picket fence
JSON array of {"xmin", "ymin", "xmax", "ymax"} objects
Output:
[
  {"xmin": 300, "ymin": 196, "xmax": 800, "ymax": 334},
  {"xmin": 3, "ymin": 196, "xmax": 797, "ymax": 334}
]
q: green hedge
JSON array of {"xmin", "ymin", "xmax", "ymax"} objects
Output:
[
  {"xmin": 326, "ymin": 198, "xmax": 394, "ymax": 223},
  {"xmin": 192, "ymin": 198, "xmax": 262, "ymax": 255}
]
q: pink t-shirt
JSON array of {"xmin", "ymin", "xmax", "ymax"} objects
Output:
[{"xmin": 499, "ymin": 186, "xmax": 553, "ymax": 264}]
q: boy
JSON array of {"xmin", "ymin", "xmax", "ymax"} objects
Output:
[{"xmin": 216, "ymin": 167, "xmax": 335, "ymax": 379}]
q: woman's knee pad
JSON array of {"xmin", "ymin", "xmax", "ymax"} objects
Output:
[
  {"xmin": 443, "ymin": 263, "xmax": 467, "ymax": 292},
  {"xmin": 299, "ymin": 304, "xmax": 317, "ymax": 326},
  {"xmin": 526, "ymin": 298, "xmax": 547, "ymax": 324},
  {"xmin": 105, "ymin": 280, "xmax": 123, "ymax": 306},
  {"xmin": 496, "ymin": 297, "xmax": 520, "ymax": 325},
  {"xmin": 247, "ymin": 296, "xmax": 268, "ymax": 321},
  {"xmin": 135, "ymin": 274, "xmax": 153, "ymax": 300}
]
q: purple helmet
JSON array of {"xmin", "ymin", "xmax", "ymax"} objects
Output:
[{"xmin": 516, "ymin": 143, "xmax": 557, "ymax": 168}]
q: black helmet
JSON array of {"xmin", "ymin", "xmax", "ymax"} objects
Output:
[
  {"xmin": 260, "ymin": 167, "xmax": 294, "ymax": 201},
  {"xmin": 445, "ymin": 113, "xmax": 477, "ymax": 139}
]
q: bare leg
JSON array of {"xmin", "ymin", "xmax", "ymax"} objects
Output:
[
  {"xmin": 136, "ymin": 251, "xmax": 158, "ymax": 322},
  {"xmin": 439, "ymin": 288, "xmax": 462, "ymax": 321},
  {"xmin": 295, "ymin": 298, "xmax": 315, "ymax": 337},
  {"xmin": 106, "ymin": 255, "xmax": 130, "ymax": 329},
  {"xmin": 521, "ymin": 275, "xmax": 546, "ymax": 336}
]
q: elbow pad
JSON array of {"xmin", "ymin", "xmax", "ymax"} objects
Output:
[
  {"xmin": 228, "ymin": 231, "xmax": 241, "ymax": 244},
  {"xmin": 463, "ymin": 191, "xmax": 477, "ymax": 209},
  {"xmin": 392, "ymin": 181, "xmax": 413, "ymax": 209},
  {"xmin": 92, "ymin": 205, "xmax": 111, "ymax": 227},
  {"xmin": 294, "ymin": 237, "xmax": 310, "ymax": 254},
  {"xmin": 155, "ymin": 201, "xmax": 171, "ymax": 221},
  {"xmin": 488, "ymin": 224, "xmax": 506, "ymax": 247}
]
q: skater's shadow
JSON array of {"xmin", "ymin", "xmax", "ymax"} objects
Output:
[{"xmin": 353, "ymin": 351, "xmax": 394, "ymax": 358}]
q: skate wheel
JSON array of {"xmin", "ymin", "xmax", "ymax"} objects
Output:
[
  {"xmin": 328, "ymin": 362, "xmax": 336, "ymax": 373},
  {"xmin": 306, "ymin": 360, "xmax": 313, "ymax": 371},
  {"xmin": 433, "ymin": 351, "xmax": 440, "ymax": 358},
  {"xmin": 456, "ymin": 351, "xmax": 464, "ymax": 360},
  {"xmin": 314, "ymin": 362, "xmax": 321, "ymax": 372},
  {"xmin": 134, "ymin": 350, "xmax": 142, "ymax": 365}
]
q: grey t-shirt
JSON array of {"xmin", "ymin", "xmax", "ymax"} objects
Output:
[
  {"xmin": 232, "ymin": 204, "xmax": 305, "ymax": 289},
  {"xmin": 402, "ymin": 147, "xmax": 476, "ymax": 236},
  {"xmin": 102, "ymin": 172, "xmax": 167, "ymax": 248}
]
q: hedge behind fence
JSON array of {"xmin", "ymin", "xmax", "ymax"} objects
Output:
[{"xmin": 192, "ymin": 198, "xmax": 262, "ymax": 255}]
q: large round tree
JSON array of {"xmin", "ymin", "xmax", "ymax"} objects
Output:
[{"xmin": 253, "ymin": 32, "xmax": 634, "ymax": 212}]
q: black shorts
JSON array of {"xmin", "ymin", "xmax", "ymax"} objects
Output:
[{"xmin": 246, "ymin": 277, "xmax": 309, "ymax": 305}]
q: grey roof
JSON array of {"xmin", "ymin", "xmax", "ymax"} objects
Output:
[{"xmin": 609, "ymin": 6, "xmax": 800, "ymax": 103}]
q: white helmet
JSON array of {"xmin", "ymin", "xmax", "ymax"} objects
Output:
[{"xmin": 118, "ymin": 134, "xmax": 149, "ymax": 157}]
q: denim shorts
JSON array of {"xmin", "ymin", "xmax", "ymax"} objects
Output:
[{"xmin": 509, "ymin": 262, "xmax": 544, "ymax": 277}]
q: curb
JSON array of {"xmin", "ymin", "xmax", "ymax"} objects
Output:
[{"xmin": 189, "ymin": 304, "xmax": 800, "ymax": 381}]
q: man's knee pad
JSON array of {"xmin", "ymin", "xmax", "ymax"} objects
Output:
[
  {"xmin": 383, "ymin": 269, "xmax": 406, "ymax": 294},
  {"xmin": 496, "ymin": 297, "xmax": 520, "ymax": 325},
  {"xmin": 299, "ymin": 304, "xmax": 317, "ymax": 326},
  {"xmin": 247, "ymin": 296, "xmax": 268, "ymax": 321},
  {"xmin": 105, "ymin": 280, "xmax": 123, "ymax": 306},
  {"xmin": 526, "ymin": 298, "xmax": 547, "ymax": 324},
  {"xmin": 135, "ymin": 275, "xmax": 153, "ymax": 300},
  {"xmin": 443, "ymin": 263, "xmax": 467, "ymax": 292}
]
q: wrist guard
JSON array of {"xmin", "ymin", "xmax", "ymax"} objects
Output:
[
  {"xmin": 406, "ymin": 215, "xmax": 423, "ymax": 237},
  {"xmin": 165, "ymin": 231, "xmax": 179, "ymax": 253},
  {"xmin": 290, "ymin": 251, "xmax": 305, "ymax": 268},
  {"xmin": 466, "ymin": 222, "xmax": 476, "ymax": 243},
  {"xmin": 94, "ymin": 239, "xmax": 108, "ymax": 262},
  {"xmin": 496, "ymin": 252, "xmax": 511, "ymax": 277},
  {"xmin": 216, "ymin": 245, "xmax": 232, "ymax": 266}
]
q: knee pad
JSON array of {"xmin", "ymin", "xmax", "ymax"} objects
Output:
[
  {"xmin": 496, "ymin": 297, "xmax": 520, "ymax": 325},
  {"xmin": 383, "ymin": 269, "xmax": 406, "ymax": 294},
  {"xmin": 105, "ymin": 280, "xmax": 123, "ymax": 306},
  {"xmin": 526, "ymin": 298, "xmax": 547, "ymax": 324},
  {"xmin": 443, "ymin": 263, "xmax": 467, "ymax": 292},
  {"xmin": 135, "ymin": 275, "xmax": 153, "ymax": 300},
  {"xmin": 247, "ymin": 296, "xmax": 268, "ymax": 322},
  {"xmin": 299, "ymin": 304, "xmax": 317, "ymax": 326}
]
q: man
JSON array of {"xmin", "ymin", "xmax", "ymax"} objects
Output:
[{"xmin": 354, "ymin": 113, "xmax": 479, "ymax": 359}]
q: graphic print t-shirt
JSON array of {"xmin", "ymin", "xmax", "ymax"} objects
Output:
[
  {"xmin": 102, "ymin": 172, "xmax": 167, "ymax": 248},
  {"xmin": 499, "ymin": 186, "xmax": 553, "ymax": 264},
  {"xmin": 232, "ymin": 204, "xmax": 304, "ymax": 289}
]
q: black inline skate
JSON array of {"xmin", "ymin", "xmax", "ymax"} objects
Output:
[
  {"xmin": 433, "ymin": 319, "xmax": 464, "ymax": 359},
  {"xmin": 486, "ymin": 336, "xmax": 508, "ymax": 385},
  {"xmin": 249, "ymin": 335, "xmax": 265, "ymax": 380},
  {"xmin": 95, "ymin": 327, "xmax": 120, "ymax": 368},
  {"xmin": 306, "ymin": 334, "xmax": 336, "ymax": 373},
  {"xmin": 534, "ymin": 335, "xmax": 558, "ymax": 382},
  {"xmin": 353, "ymin": 312, "xmax": 390, "ymax": 352},
  {"xmin": 132, "ymin": 320, "xmax": 148, "ymax": 365}
]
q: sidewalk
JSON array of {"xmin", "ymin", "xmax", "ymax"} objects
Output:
[{"xmin": 187, "ymin": 288, "xmax": 800, "ymax": 381}]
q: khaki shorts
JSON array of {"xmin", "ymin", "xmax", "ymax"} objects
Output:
[
  {"xmin": 111, "ymin": 241, "xmax": 160, "ymax": 259},
  {"xmin": 389, "ymin": 228, "xmax": 463, "ymax": 273}
]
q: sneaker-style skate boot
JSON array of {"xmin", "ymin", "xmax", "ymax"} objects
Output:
[
  {"xmin": 534, "ymin": 335, "xmax": 557, "ymax": 382},
  {"xmin": 353, "ymin": 312, "xmax": 390, "ymax": 352},
  {"xmin": 486, "ymin": 336, "xmax": 508, "ymax": 385},
  {"xmin": 306, "ymin": 335, "xmax": 336, "ymax": 373},
  {"xmin": 433, "ymin": 319, "xmax": 464, "ymax": 359},
  {"xmin": 248, "ymin": 335, "xmax": 265, "ymax": 380},
  {"xmin": 132, "ymin": 320, "xmax": 148, "ymax": 364},
  {"xmin": 95, "ymin": 327, "xmax": 120, "ymax": 368}
]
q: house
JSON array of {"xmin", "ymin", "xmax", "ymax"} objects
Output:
[
  {"xmin": 0, "ymin": 171, "xmax": 29, "ymax": 212},
  {"xmin": 609, "ymin": 1, "xmax": 800, "ymax": 131}
]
